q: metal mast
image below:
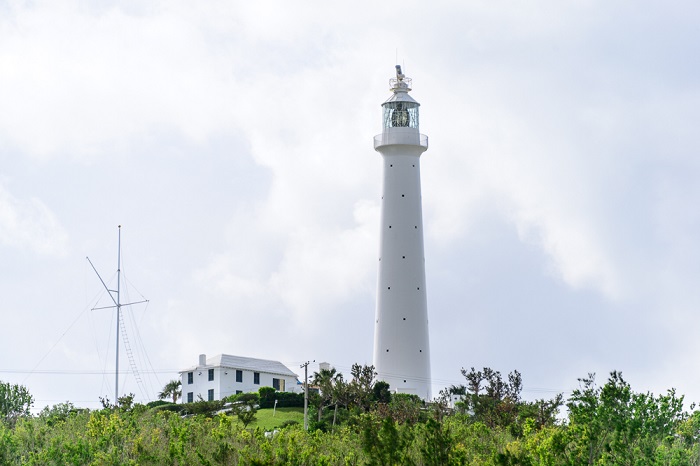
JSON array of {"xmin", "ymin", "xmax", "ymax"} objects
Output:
[
  {"xmin": 115, "ymin": 225, "xmax": 121, "ymax": 403},
  {"xmin": 87, "ymin": 225, "xmax": 148, "ymax": 404}
]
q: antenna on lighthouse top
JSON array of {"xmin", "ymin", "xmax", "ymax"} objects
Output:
[{"xmin": 390, "ymin": 65, "xmax": 411, "ymax": 92}]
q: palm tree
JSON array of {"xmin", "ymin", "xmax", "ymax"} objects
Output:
[
  {"xmin": 158, "ymin": 379, "xmax": 182, "ymax": 403},
  {"xmin": 312, "ymin": 368, "xmax": 342, "ymax": 422}
]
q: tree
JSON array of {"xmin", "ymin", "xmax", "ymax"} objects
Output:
[
  {"xmin": 518, "ymin": 394, "xmax": 563, "ymax": 430},
  {"xmin": 372, "ymin": 381, "xmax": 392, "ymax": 405},
  {"xmin": 421, "ymin": 418, "xmax": 455, "ymax": 466},
  {"xmin": 361, "ymin": 414, "xmax": 414, "ymax": 466},
  {"xmin": 460, "ymin": 366, "xmax": 563, "ymax": 438},
  {"xmin": 158, "ymin": 379, "xmax": 182, "ymax": 404},
  {"xmin": 38, "ymin": 402, "xmax": 82, "ymax": 427},
  {"xmin": 461, "ymin": 367, "xmax": 522, "ymax": 429},
  {"xmin": 0, "ymin": 380, "xmax": 33, "ymax": 427},
  {"xmin": 350, "ymin": 363, "xmax": 377, "ymax": 412},
  {"xmin": 116, "ymin": 393, "xmax": 137, "ymax": 412},
  {"xmin": 566, "ymin": 371, "xmax": 689, "ymax": 465},
  {"xmin": 331, "ymin": 376, "xmax": 350, "ymax": 421},
  {"xmin": 311, "ymin": 367, "xmax": 343, "ymax": 422},
  {"xmin": 231, "ymin": 393, "xmax": 259, "ymax": 429},
  {"xmin": 383, "ymin": 393, "xmax": 425, "ymax": 424},
  {"xmin": 430, "ymin": 388, "xmax": 452, "ymax": 423}
]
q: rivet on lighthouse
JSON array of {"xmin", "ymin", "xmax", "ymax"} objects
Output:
[{"xmin": 373, "ymin": 65, "xmax": 431, "ymax": 399}]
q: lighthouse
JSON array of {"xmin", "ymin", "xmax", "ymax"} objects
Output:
[{"xmin": 373, "ymin": 65, "xmax": 431, "ymax": 399}]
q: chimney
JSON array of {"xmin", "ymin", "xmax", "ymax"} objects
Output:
[{"xmin": 199, "ymin": 354, "xmax": 206, "ymax": 366}]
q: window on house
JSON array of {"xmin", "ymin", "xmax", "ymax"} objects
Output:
[
  {"xmin": 187, "ymin": 372, "xmax": 193, "ymax": 384},
  {"xmin": 236, "ymin": 370, "xmax": 243, "ymax": 383},
  {"xmin": 187, "ymin": 392, "xmax": 193, "ymax": 403},
  {"xmin": 236, "ymin": 390, "xmax": 242, "ymax": 395},
  {"xmin": 272, "ymin": 378, "xmax": 285, "ymax": 392},
  {"xmin": 254, "ymin": 372, "xmax": 260, "ymax": 385},
  {"xmin": 208, "ymin": 389, "xmax": 214, "ymax": 401},
  {"xmin": 208, "ymin": 369, "xmax": 214, "ymax": 381}
]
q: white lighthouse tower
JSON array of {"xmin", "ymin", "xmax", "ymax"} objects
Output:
[{"xmin": 373, "ymin": 65, "xmax": 431, "ymax": 399}]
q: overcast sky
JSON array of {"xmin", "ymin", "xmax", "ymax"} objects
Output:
[{"xmin": 2, "ymin": 0, "xmax": 700, "ymax": 410}]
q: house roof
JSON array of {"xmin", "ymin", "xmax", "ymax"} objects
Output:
[{"xmin": 180, "ymin": 354, "xmax": 298, "ymax": 378}]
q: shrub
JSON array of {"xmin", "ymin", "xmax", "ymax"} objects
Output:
[
  {"xmin": 151, "ymin": 402, "xmax": 184, "ymax": 414},
  {"xmin": 146, "ymin": 399, "xmax": 171, "ymax": 409},
  {"xmin": 225, "ymin": 392, "xmax": 260, "ymax": 405},
  {"xmin": 0, "ymin": 381, "xmax": 33, "ymax": 427},
  {"xmin": 279, "ymin": 419, "xmax": 299, "ymax": 429},
  {"xmin": 258, "ymin": 387, "xmax": 304, "ymax": 409},
  {"xmin": 180, "ymin": 399, "xmax": 224, "ymax": 416}
]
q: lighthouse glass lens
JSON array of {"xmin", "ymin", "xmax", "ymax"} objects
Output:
[{"xmin": 383, "ymin": 102, "xmax": 419, "ymax": 129}]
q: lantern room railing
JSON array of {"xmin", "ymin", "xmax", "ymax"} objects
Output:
[{"xmin": 374, "ymin": 131, "xmax": 428, "ymax": 150}]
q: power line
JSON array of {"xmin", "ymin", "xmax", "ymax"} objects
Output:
[
  {"xmin": 21, "ymin": 286, "xmax": 108, "ymax": 385},
  {"xmin": 1, "ymin": 369, "xmax": 180, "ymax": 375}
]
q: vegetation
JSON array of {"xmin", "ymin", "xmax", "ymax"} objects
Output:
[
  {"xmin": 1, "ymin": 368, "xmax": 699, "ymax": 465},
  {"xmin": 254, "ymin": 407, "xmax": 304, "ymax": 431},
  {"xmin": 158, "ymin": 379, "xmax": 182, "ymax": 404},
  {"xmin": 0, "ymin": 380, "xmax": 33, "ymax": 427},
  {"xmin": 258, "ymin": 386, "xmax": 304, "ymax": 409},
  {"xmin": 228, "ymin": 393, "xmax": 259, "ymax": 428}
]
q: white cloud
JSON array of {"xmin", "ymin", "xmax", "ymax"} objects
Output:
[
  {"xmin": 0, "ymin": 2, "xmax": 237, "ymax": 158},
  {"xmin": 0, "ymin": 183, "xmax": 68, "ymax": 255},
  {"xmin": 3, "ymin": 0, "xmax": 700, "ymax": 409}
]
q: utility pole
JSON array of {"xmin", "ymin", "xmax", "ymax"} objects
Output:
[{"xmin": 300, "ymin": 361, "xmax": 311, "ymax": 430}]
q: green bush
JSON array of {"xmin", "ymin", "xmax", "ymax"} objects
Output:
[
  {"xmin": 258, "ymin": 387, "xmax": 304, "ymax": 408},
  {"xmin": 151, "ymin": 402, "xmax": 184, "ymax": 414},
  {"xmin": 279, "ymin": 419, "xmax": 299, "ymax": 429},
  {"xmin": 224, "ymin": 392, "xmax": 260, "ymax": 405},
  {"xmin": 180, "ymin": 399, "xmax": 224, "ymax": 416},
  {"xmin": 0, "ymin": 381, "xmax": 33, "ymax": 427},
  {"xmin": 146, "ymin": 399, "xmax": 171, "ymax": 409}
]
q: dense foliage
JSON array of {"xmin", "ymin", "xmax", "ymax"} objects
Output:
[
  {"xmin": 0, "ymin": 380, "xmax": 33, "ymax": 427},
  {"xmin": 258, "ymin": 387, "xmax": 304, "ymax": 409},
  {"xmin": 1, "ymin": 369, "xmax": 699, "ymax": 465}
]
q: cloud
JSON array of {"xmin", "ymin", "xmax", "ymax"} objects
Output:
[
  {"xmin": 3, "ymin": 0, "xmax": 700, "ymax": 410},
  {"xmin": 0, "ymin": 183, "xmax": 68, "ymax": 255},
  {"xmin": 0, "ymin": 2, "xmax": 237, "ymax": 159},
  {"xmin": 192, "ymin": 197, "xmax": 379, "ymax": 328}
]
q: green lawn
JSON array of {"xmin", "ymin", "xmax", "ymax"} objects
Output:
[{"xmin": 249, "ymin": 407, "xmax": 305, "ymax": 430}]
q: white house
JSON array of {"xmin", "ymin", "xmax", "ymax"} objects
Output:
[{"xmin": 179, "ymin": 354, "xmax": 301, "ymax": 403}]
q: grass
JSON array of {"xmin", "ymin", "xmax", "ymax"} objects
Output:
[{"xmin": 249, "ymin": 407, "xmax": 305, "ymax": 430}]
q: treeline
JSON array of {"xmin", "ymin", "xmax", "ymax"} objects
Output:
[{"xmin": 1, "ymin": 368, "xmax": 700, "ymax": 465}]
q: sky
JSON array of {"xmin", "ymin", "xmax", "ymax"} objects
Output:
[{"xmin": 2, "ymin": 0, "xmax": 700, "ymax": 411}]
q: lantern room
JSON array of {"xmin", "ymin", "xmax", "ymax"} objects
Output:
[{"xmin": 381, "ymin": 65, "xmax": 420, "ymax": 130}]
